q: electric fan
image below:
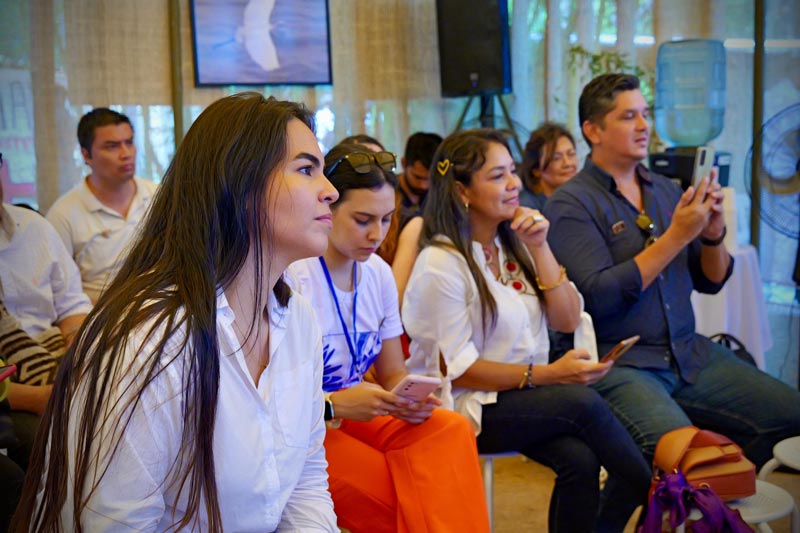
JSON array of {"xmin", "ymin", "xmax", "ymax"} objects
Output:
[{"xmin": 744, "ymin": 103, "xmax": 800, "ymax": 289}]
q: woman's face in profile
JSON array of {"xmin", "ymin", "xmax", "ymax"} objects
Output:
[
  {"xmin": 266, "ymin": 118, "xmax": 338, "ymax": 265},
  {"xmin": 535, "ymin": 135, "xmax": 578, "ymax": 195}
]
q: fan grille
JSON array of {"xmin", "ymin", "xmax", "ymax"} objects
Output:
[{"xmin": 745, "ymin": 103, "xmax": 800, "ymax": 239}]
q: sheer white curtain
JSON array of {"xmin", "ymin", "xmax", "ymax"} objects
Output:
[{"xmin": 11, "ymin": 0, "xmax": 789, "ymax": 217}]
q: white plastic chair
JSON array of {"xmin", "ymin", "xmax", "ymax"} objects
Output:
[
  {"xmin": 759, "ymin": 436, "xmax": 800, "ymax": 480},
  {"xmin": 480, "ymin": 451, "xmax": 520, "ymax": 532},
  {"xmin": 673, "ymin": 480, "xmax": 798, "ymax": 533}
]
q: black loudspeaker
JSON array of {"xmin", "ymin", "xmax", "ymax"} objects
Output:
[{"xmin": 435, "ymin": 0, "xmax": 512, "ymax": 97}]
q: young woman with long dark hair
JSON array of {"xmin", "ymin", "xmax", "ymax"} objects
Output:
[
  {"xmin": 288, "ymin": 142, "xmax": 490, "ymax": 533},
  {"xmin": 402, "ymin": 129, "xmax": 652, "ymax": 533},
  {"xmin": 12, "ymin": 93, "xmax": 340, "ymax": 532}
]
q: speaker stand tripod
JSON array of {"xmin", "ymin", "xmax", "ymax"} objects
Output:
[{"xmin": 454, "ymin": 93, "xmax": 524, "ymax": 158}]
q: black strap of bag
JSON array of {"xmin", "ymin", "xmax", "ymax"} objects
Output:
[{"xmin": 709, "ymin": 333, "xmax": 757, "ymax": 367}]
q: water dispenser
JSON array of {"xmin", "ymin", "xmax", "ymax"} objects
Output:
[{"xmin": 648, "ymin": 39, "xmax": 730, "ymax": 189}]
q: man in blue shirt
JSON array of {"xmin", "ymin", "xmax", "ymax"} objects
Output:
[{"xmin": 546, "ymin": 73, "xmax": 800, "ymax": 526}]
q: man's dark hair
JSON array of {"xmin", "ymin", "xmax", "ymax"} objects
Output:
[
  {"xmin": 578, "ymin": 73, "xmax": 640, "ymax": 145},
  {"xmin": 403, "ymin": 132, "xmax": 443, "ymax": 167},
  {"xmin": 77, "ymin": 108, "xmax": 133, "ymax": 155}
]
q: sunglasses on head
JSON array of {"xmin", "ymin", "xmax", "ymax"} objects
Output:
[
  {"xmin": 636, "ymin": 212, "xmax": 658, "ymax": 248},
  {"xmin": 326, "ymin": 151, "xmax": 396, "ymax": 177}
]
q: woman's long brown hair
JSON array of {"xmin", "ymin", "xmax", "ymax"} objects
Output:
[{"xmin": 11, "ymin": 93, "xmax": 313, "ymax": 532}]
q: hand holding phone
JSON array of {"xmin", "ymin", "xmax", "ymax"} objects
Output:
[
  {"xmin": 391, "ymin": 374, "xmax": 441, "ymax": 402},
  {"xmin": 691, "ymin": 146, "xmax": 715, "ymax": 189},
  {"xmin": 600, "ymin": 335, "xmax": 640, "ymax": 363}
]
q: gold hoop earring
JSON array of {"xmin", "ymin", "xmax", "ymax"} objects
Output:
[{"xmin": 464, "ymin": 202, "xmax": 469, "ymax": 213}]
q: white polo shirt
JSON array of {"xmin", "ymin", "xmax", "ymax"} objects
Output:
[
  {"xmin": 60, "ymin": 289, "xmax": 338, "ymax": 531},
  {"xmin": 0, "ymin": 203, "xmax": 92, "ymax": 335},
  {"xmin": 46, "ymin": 176, "xmax": 158, "ymax": 302}
]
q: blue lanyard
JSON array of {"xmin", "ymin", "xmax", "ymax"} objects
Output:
[{"xmin": 318, "ymin": 257, "xmax": 360, "ymax": 377}]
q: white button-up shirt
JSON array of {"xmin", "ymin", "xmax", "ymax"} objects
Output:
[
  {"xmin": 403, "ymin": 237, "xmax": 596, "ymax": 434},
  {"xmin": 60, "ymin": 289, "xmax": 337, "ymax": 532},
  {"xmin": 0, "ymin": 203, "xmax": 92, "ymax": 335},
  {"xmin": 46, "ymin": 177, "xmax": 158, "ymax": 302}
]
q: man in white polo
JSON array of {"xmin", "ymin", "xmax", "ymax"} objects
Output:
[{"xmin": 47, "ymin": 108, "xmax": 158, "ymax": 303}]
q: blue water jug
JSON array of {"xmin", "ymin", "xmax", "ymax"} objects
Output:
[{"xmin": 654, "ymin": 39, "xmax": 726, "ymax": 146}]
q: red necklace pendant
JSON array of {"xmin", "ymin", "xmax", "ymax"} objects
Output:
[{"xmin": 482, "ymin": 246, "xmax": 493, "ymax": 265}]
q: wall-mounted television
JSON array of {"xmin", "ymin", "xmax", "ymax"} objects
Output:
[{"xmin": 190, "ymin": 0, "xmax": 332, "ymax": 86}]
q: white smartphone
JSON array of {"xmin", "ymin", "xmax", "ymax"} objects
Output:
[
  {"xmin": 691, "ymin": 146, "xmax": 715, "ymax": 188},
  {"xmin": 391, "ymin": 374, "xmax": 441, "ymax": 402}
]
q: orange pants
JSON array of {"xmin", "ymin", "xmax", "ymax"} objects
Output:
[{"xmin": 325, "ymin": 409, "xmax": 490, "ymax": 533}]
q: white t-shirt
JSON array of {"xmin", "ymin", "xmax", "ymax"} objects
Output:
[
  {"xmin": 0, "ymin": 203, "xmax": 92, "ymax": 335},
  {"xmin": 46, "ymin": 176, "xmax": 158, "ymax": 302},
  {"xmin": 402, "ymin": 236, "xmax": 595, "ymax": 434},
  {"xmin": 288, "ymin": 255, "xmax": 404, "ymax": 392},
  {"xmin": 59, "ymin": 289, "xmax": 337, "ymax": 532}
]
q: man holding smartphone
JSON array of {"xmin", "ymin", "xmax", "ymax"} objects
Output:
[{"xmin": 545, "ymin": 73, "xmax": 800, "ymax": 531}]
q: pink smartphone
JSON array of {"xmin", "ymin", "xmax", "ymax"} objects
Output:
[
  {"xmin": 391, "ymin": 374, "xmax": 441, "ymax": 402},
  {"xmin": 600, "ymin": 335, "xmax": 640, "ymax": 363},
  {"xmin": 0, "ymin": 364, "xmax": 17, "ymax": 382}
]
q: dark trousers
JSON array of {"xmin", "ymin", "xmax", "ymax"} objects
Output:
[
  {"xmin": 476, "ymin": 384, "xmax": 651, "ymax": 533},
  {"xmin": 0, "ymin": 454, "xmax": 23, "ymax": 533},
  {"xmin": 7, "ymin": 411, "xmax": 38, "ymax": 473}
]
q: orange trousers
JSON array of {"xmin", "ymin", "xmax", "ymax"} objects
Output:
[{"xmin": 324, "ymin": 409, "xmax": 490, "ymax": 533}]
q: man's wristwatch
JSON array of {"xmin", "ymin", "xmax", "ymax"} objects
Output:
[{"xmin": 699, "ymin": 226, "xmax": 727, "ymax": 247}]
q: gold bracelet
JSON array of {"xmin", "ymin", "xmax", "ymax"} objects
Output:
[
  {"xmin": 535, "ymin": 266, "xmax": 568, "ymax": 291},
  {"xmin": 517, "ymin": 363, "xmax": 534, "ymax": 389}
]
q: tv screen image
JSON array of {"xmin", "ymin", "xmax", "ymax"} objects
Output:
[{"xmin": 190, "ymin": 0, "xmax": 332, "ymax": 86}]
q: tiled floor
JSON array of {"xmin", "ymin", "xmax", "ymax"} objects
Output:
[{"xmin": 491, "ymin": 455, "xmax": 800, "ymax": 532}]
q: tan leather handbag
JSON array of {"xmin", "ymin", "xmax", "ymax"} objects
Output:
[{"xmin": 652, "ymin": 426, "xmax": 756, "ymax": 501}]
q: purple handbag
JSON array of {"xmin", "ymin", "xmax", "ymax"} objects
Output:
[{"xmin": 639, "ymin": 471, "xmax": 753, "ymax": 532}]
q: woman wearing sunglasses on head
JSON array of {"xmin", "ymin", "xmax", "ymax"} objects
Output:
[
  {"xmin": 288, "ymin": 143, "xmax": 490, "ymax": 533},
  {"xmin": 401, "ymin": 129, "xmax": 652, "ymax": 533}
]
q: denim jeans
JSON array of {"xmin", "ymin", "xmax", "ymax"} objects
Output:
[
  {"xmin": 476, "ymin": 384, "xmax": 652, "ymax": 533},
  {"xmin": 593, "ymin": 342, "xmax": 800, "ymax": 465},
  {"xmin": 593, "ymin": 341, "xmax": 800, "ymax": 529}
]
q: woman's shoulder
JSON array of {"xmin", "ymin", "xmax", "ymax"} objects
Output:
[
  {"xmin": 363, "ymin": 253, "xmax": 393, "ymax": 279},
  {"xmin": 417, "ymin": 236, "xmax": 469, "ymax": 268},
  {"xmin": 284, "ymin": 257, "xmax": 321, "ymax": 295},
  {"xmin": 286, "ymin": 288, "xmax": 317, "ymax": 325}
]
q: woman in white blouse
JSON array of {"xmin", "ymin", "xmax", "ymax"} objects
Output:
[
  {"xmin": 402, "ymin": 129, "xmax": 651, "ymax": 533},
  {"xmin": 12, "ymin": 94, "xmax": 340, "ymax": 532}
]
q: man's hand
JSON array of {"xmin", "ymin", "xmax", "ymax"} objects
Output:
[{"xmin": 666, "ymin": 176, "xmax": 715, "ymax": 246}]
